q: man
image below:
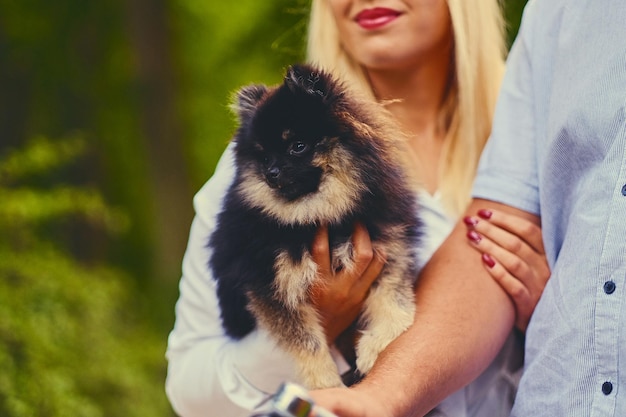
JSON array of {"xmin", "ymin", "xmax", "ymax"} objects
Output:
[{"xmin": 312, "ymin": 0, "xmax": 626, "ymax": 415}]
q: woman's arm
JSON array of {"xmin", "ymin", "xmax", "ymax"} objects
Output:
[{"xmin": 310, "ymin": 200, "xmax": 535, "ymax": 417}]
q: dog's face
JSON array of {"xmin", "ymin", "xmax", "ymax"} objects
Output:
[
  {"xmin": 231, "ymin": 64, "xmax": 376, "ymax": 226},
  {"xmin": 232, "ymin": 64, "xmax": 345, "ymax": 202}
]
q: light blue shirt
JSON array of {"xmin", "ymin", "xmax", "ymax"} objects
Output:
[{"xmin": 472, "ymin": 0, "xmax": 626, "ymax": 415}]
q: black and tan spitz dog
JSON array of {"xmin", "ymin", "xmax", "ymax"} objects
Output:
[{"xmin": 210, "ymin": 64, "xmax": 422, "ymax": 389}]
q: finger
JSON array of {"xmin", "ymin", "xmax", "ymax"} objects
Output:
[
  {"xmin": 471, "ymin": 221, "xmax": 550, "ymax": 281},
  {"xmin": 481, "ymin": 253, "xmax": 534, "ymax": 332},
  {"xmin": 466, "ymin": 229, "xmax": 534, "ymax": 280},
  {"xmin": 349, "ymin": 223, "xmax": 375, "ymax": 277},
  {"xmin": 472, "ymin": 229, "xmax": 548, "ymax": 307},
  {"xmin": 481, "ymin": 253, "xmax": 530, "ymax": 301},
  {"xmin": 476, "ymin": 209, "xmax": 545, "ymax": 254},
  {"xmin": 469, "ymin": 229, "xmax": 550, "ymax": 301},
  {"xmin": 347, "ymin": 223, "xmax": 382, "ymax": 296},
  {"xmin": 469, "ymin": 219, "xmax": 541, "ymax": 271},
  {"xmin": 355, "ymin": 248, "xmax": 386, "ymax": 296},
  {"xmin": 312, "ymin": 225, "xmax": 332, "ymax": 276}
]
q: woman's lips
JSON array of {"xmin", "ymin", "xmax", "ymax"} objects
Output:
[{"xmin": 355, "ymin": 7, "xmax": 401, "ymax": 30}]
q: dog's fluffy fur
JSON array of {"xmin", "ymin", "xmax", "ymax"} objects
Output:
[{"xmin": 209, "ymin": 64, "xmax": 422, "ymax": 389}]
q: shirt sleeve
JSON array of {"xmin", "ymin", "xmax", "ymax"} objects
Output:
[
  {"xmin": 165, "ymin": 144, "xmax": 298, "ymax": 417},
  {"xmin": 472, "ymin": 0, "xmax": 541, "ymax": 216}
]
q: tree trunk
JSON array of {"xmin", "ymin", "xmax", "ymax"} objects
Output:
[{"xmin": 124, "ymin": 0, "xmax": 193, "ymax": 282}]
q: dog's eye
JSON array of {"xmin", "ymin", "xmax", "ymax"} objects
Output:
[{"xmin": 288, "ymin": 141, "xmax": 308, "ymax": 156}]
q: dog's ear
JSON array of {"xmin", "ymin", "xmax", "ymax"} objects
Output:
[
  {"xmin": 231, "ymin": 84, "xmax": 268, "ymax": 122},
  {"xmin": 284, "ymin": 64, "xmax": 340, "ymax": 103}
]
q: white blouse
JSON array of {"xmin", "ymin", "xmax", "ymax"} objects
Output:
[{"xmin": 165, "ymin": 144, "xmax": 523, "ymax": 417}]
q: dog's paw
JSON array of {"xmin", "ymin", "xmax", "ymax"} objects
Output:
[
  {"xmin": 300, "ymin": 366, "xmax": 345, "ymax": 389},
  {"xmin": 306, "ymin": 372, "xmax": 345, "ymax": 389},
  {"xmin": 355, "ymin": 331, "xmax": 385, "ymax": 375},
  {"xmin": 296, "ymin": 352, "xmax": 345, "ymax": 389},
  {"xmin": 355, "ymin": 308, "xmax": 415, "ymax": 375},
  {"xmin": 355, "ymin": 355, "xmax": 376, "ymax": 376}
]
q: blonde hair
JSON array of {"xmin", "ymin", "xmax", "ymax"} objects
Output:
[{"xmin": 306, "ymin": 0, "xmax": 506, "ymax": 217}]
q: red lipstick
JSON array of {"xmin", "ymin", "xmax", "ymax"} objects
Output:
[{"xmin": 355, "ymin": 7, "xmax": 401, "ymax": 30}]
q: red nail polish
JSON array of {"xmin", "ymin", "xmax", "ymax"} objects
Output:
[
  {"xmin": 463, "ymin": 216, "xmax": 478, "ymax": 226},
  {"xmin": 482, "ymin": 253, "xmax": 496, "ymax": 268},
  {"xmin": 467, "ymin": 230, "xmax": 482, "ymax": 243},
  {"xmin": 477, "ymin": 209, "xmax": 492, "ymax": 219}
]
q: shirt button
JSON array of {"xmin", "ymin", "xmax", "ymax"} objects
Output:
[
  {"xmin": 602, "ymin": 381, "xmax": 613, "ymax": 395},
  {"xmin": 622, "ymin": 184, "xmax": 626, "ymax": 196},
  {"xmin": 604, "ymin": 281, "xmax": 616, "ymax": 294}
]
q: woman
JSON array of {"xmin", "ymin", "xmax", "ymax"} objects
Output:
[{"xmin": 165, "ymin": 1, "xmax": 549, "ymax": 416}]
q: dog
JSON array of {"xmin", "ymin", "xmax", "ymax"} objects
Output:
[{"xmin": 209, "ymin": 63, "xmax": 422, "ymax": 389}]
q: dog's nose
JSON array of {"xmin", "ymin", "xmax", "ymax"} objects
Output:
[
  {"xmin": 265, "ymin": 166, "xmax": 282, "ymax": 187},
  {"xmin": 266, "ymin": 166, "xmax": 280, "ymax": 179}
]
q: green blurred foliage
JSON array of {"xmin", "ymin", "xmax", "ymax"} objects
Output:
[
  {"xmin": 0, "ymin": 0, "xmax": 153, "ymax": 279},
  {"xmin": 503, "ymin": 0, "xmax": 529, "ymax": 48},
  {"xmin": 0, "ymin": 138, "xmax": 168, "ymax": 416},
  {"xmin": 171, "ymin": 0, "xmax": 309, "ymax": 187}
]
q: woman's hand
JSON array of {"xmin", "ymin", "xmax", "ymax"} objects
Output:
[
  {"xmin": 309, "ymin": 386, "xmax": 390, "ymax": 417},
  {"xmin": 310, "ymin": 223, "xmax": 386, "ymax": 344},
  {"xmin": 463, "ymin": 209, "xmax": 550, "ymax": 332}
]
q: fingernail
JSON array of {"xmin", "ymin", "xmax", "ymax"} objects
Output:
[
  {"xmin": 477, "ymin": 209, "xmax": 492, "ymax": 219},
  {"xmin": 467, "ymin": 230, "xmax": 482, "ymax": 244},
  {"xmin": 463, "ymin": 216, "xmax": 478, "ymax": 227},
  {"xmin": 482, "ymin": 253, "xmax": 496, "ymax": 268}
]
